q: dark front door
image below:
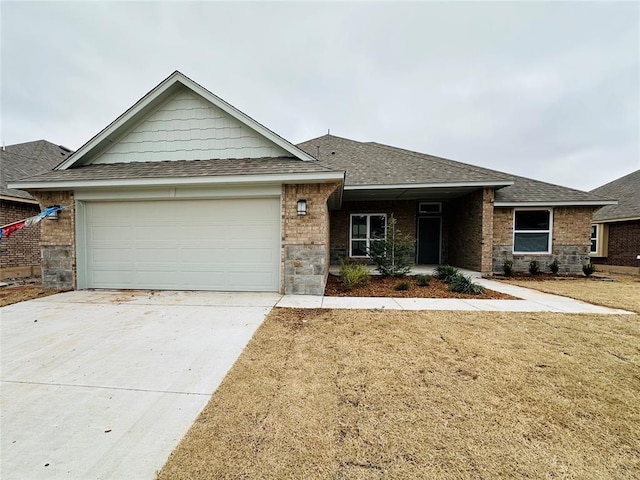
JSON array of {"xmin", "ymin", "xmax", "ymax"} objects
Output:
[{"xmin": 417, "ymin": 217, "xmax": 441, "ymax": 264}]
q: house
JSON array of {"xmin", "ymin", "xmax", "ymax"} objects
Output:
[
  {"xmin": 10, "ymin": 71, "xmax": 615, "ymax": 295},
  {"xmin": 0, "ymin": 141, "xmax": 73, "ymax": 280},
  {"xmin": 589, "ymin": 169, "xmax": 640, "ymax": 275}
]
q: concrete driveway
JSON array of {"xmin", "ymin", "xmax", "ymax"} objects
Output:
[{"xmin": 1, "ymin": 290, "xmax": 280, "ymax": 480}]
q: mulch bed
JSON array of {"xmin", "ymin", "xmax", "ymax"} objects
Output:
[{"xmin": 324, "ymin": 274, "xmax": 516, "ymax": 299}]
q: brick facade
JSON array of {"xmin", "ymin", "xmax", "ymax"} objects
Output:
[
  {"xmin": 282, "ymin": 182, "xmax": 340, "ymax": 294},
  {"xmin": 0, "ymin": 199, "xmax": 42, "ymax": 279},
  {"xmin": 448, "ymin": 188, "xmax": 494, "ymax": 274},
  {"xmin": 592, "ymin": 220, "xmax": 640, "ymax": 268},
  {"xmin": 492, "ymin": 206, "xmax": 597, "ymax": 274},
  {"xmin": 31, "ymin": 191, "xmax": 76, "ymax": 289},
  {"xmin": 329, "ymin": 200, "xmax": 417, "ymax": 264}
]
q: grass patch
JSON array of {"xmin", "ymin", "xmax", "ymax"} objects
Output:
[
  {"xmin": 158, "ymin": 308, "xmax": 640, "ymax": 479},
  {"xmin": 504, "ymin": 274, "xmax": 640, "ymax": 314}
]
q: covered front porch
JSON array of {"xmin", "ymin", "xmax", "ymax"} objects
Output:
[{"xmin": 328, "ymin": 185, "xmax": 496, "ymax": 275}]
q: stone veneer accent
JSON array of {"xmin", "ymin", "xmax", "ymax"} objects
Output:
[
  {"xmin": 492, "ymin": 206, "xmax": 598, "ymax": 274},
  {"xmin": 30, "ymin": 191, "xmax": 76, "ymax": 289},
  {"xmin": 282, "ymin": 183, "xmax": 340, "ymax": 295}
]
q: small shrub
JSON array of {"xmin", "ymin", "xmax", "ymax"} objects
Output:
[
  {"xmin": 339, "ymin": 262, "xmax": 370, "ymax": 289},
  {"xmin": 549, "ymin": 259, "xmax": 560, "ymax": 275},
  {"xmin": 367, "ymin": 214, "xmax": 414, "ymax": 277},
  {"xmin": 503, "ymin": 259, "xmax": 513, "ymax": 276},
  {"xmin": 529, "ymin": 260, "xmax": 540, "ymax": 276},
  {"xmin": 395, "ymin": 281, "xmax": 411, "ymax": 291},
  {"xmin": 583, "ymin": 262, "xmax": 596, "ymax": 277},
  {"xmin": 448, "ymin": 274, "xmax": 486, "ymax": 295},
  {"xmin": 416, "ymin": 274, "xmax": 431, "ymax": 287},
  {"xmin": 434, "ymin": 265, "xmax": 460, "ymax": 283}
]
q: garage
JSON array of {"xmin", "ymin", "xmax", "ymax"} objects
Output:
[{"xmin": 78, "ymin": 198, "xmax": 281, "ymax": 291}]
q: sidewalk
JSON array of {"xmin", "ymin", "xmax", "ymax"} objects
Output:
[{"xmin": 276, "ymin": 278, "xmax": 634, "ymax": 314}]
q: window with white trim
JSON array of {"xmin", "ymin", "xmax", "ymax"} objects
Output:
[
  {"xmin": 513, "ymin": 209, "xmax": 552, "ymax": 254},
  {"xmin": 350, "ymin": 214, "xmax": 386, "ymax": 257},
  {"xmin": 590, "ymin": 224, "xmax": 598, "ymax": 254}
]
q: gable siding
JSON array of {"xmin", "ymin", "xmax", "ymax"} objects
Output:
[{"xmin": 93, "ymin": 88, "xmax": 290, "ymax": 163}]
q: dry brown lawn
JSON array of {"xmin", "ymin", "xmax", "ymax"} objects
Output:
[
  {"xmin": 504, "ymin": 274, "xmax": 640, "ymax": 314},
  {"xmin": 158, "ymin": 308, "xmax": 640, "ymax": 479}
]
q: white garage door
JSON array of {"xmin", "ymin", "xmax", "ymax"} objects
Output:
[{"xmin": 82, "ymin": 198, "xmax": 280, "ymax": 291}]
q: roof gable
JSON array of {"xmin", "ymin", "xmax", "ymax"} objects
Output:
[{"xmin": 58, "ymin": 71, "xmax": 316, "ymax": 169}]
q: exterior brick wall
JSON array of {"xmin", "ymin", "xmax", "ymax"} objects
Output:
[
  {"xmin": 0, "ymin": 199, "xmax": 42, "ymax": 278},
  {"xmin": 328, "ymin": 200, "xmax": 417, "ymax": 264},
  {"xmin": 492, "ymin": 206, "xmax": 597, "ymax": 274},
  {"xmin": 592, "ymin": 220, "xmax": 640, "ymax": 268},
  {"xmin": 30, "ymin": 191, "xmax": 76, "ymax": 289},
  {"xmin": 448, "ymin": 188, "xmax": 494, "ymax": 273},
  {"xmin": 282, "ymin": 183, "xmax": 340, "ymax": 294}
]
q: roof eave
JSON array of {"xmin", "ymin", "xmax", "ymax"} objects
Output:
[
  {"xmin": 9, "ymin": 171, "xmax": 345, "ymax": 191},
  {"xmin": 345, "ymin": 180, "xmax": 514, "ymax": 190},
  {"xmin": 592, "ymin": 215, "xmax": 640, "ymax": 224},
  {"xmin": 0, "ymin": 194, "xmax": 39, "ymax": 204},
  {"xmin": 494, "ymin": 200, "xmax": 618, "ymax": 207}
]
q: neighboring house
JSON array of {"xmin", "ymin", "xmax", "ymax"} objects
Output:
[
  {"xmin": 589, "ymin": 169, "xmax": 640, "ymax": 275},
  {"xmin": 0, "ymin": 141, "xmax": 73, "ymax": 279},
  {"xmin": 10, "ymin": 71, "xmax": 615, "ymax": 295}
]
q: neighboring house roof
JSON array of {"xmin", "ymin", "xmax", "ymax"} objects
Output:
[
  {"xmin": 297, "ymin": 134, "xmax": 615, "ymax": 206},
  {"xmin": 0, "ymin": 140, "xmax": 72, "ymax": 203},
  {"xmin": 591, "ymin": 169, "xmax": 640, "ymax": 222}
]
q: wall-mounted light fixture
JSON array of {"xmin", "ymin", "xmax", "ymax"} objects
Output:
[
  {"xmin": 297, "ymin": 199, "xmax": 307, "ymax": 216},
  {"xmin": 47, "ymin": 205, "xmax": 61, "ymax": 220}
]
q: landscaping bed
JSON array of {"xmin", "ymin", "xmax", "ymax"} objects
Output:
[{"xmin": 324, "ymin": 274, "xmax": 516, "ymax": 299}]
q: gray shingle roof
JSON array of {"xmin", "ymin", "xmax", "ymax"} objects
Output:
[
  {"xmin": 19, "ymin": 157, "xmax": 340, "ymax": 183},
  {"xmin": 297, "ymin": 134, "xmax": 612, "ymax": 204},
  {"xmin": 0, "ymin": 140, "xmax": 73, "ymax": 201},
  {"xmin": 591, "ymin": 169, "xmax": 640, "ymax": 221}
]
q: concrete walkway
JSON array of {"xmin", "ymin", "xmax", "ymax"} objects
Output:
[{"xmin": 277, "ymin": 278, "xmax": 634, "ymax": 314}]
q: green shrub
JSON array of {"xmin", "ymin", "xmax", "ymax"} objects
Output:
[
  {"xmin": 395, "ymin": 281, "xmax": 411, "ymax": 291},
  {"xmin": 416, "ymin": 274, "xmax": 431, "ymax": 287},
  {"xmin": 434, "ymin": 265, "xmax": 460, "ymax": 283},
  {"xmin": 448, "ymin": 274, "xmax": 485, "ymax": 295},
  {"xmin": 529, "ymin": 259, "xmax": 540, "ymax": 276},
  {"xmin": 583, "ymin": 262, "xmax": 596, "ymax": 277},
  {"xmin": 549, "ymin": 258, "xmax": 560, "ymax": 275},
  {"xmin": 503, "ymin": 259, "xmax": 513, "ymax": 276},
  {"xmin": 339, "ymin": 262, "xmax": 370, "ymax": 289},
  {"xmin": 367, "ymin": 214, "xmax": 414, "ymax": 277}
]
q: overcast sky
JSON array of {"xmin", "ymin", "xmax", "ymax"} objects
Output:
[{"xmin": 1, "ymin": 1, "xmax": 638, "ymax": 191}]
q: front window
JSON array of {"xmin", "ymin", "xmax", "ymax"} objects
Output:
[
  {"xmin": 590, "ymin": 225, "xmax": 598, "ymax": 254},
  {"xmin": 513, "ymin": 209, "xmax": 552, "ymax": 253},
  {"xmin": 350, "ymin": 214, "xmax": 386, "ymax": 257}
]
